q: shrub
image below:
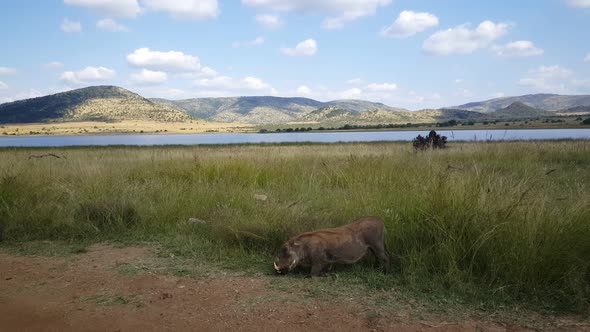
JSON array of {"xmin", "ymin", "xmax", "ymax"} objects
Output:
[
  {"xmin": 412, "ymin": 130, "xmax": 447, "ymax": 150},
  {"xmin": 583, "ymin": 118, "xmax": 590, "ymax": 125}
]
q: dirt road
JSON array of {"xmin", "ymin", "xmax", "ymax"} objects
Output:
[{"xmin": 0, "ymin": 245, "xmax": 586, "ymax": 331}]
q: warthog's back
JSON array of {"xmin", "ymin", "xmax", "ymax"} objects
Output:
[{"xmin": 300, "ymin": 216, "xmax": 384, "ymax": 239}]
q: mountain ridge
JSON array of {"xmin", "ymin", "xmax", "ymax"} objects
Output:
[
  {"xmin": 451, "ymin": 93, "xmax": 590, "ymax": 113},
  {"xmin": 150, "ymin": 96, "xmax": 409, "ymax": 124},
  {"xmin": 2, "ymin": 86, "xmax": 589, "ymax": 126}
]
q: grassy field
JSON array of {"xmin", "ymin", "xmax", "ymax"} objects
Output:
[
  {"xmin": 0, "ymin": 120, "xmax": 254, "ymax": 136},
  {"xmin": 0, "ymin": 141, "xmax": 589, "ymax": 313}
]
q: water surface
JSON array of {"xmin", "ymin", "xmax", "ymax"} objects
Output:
[{"xmin": 0, "ymin": 129, "xmax": 588, "ymax": 147}]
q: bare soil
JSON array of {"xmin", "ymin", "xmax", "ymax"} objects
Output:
[{"xmin": 0, "ymin": 245, "xmax": 587, "ymax": 332}]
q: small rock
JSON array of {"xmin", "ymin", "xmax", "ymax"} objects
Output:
[
  {"xmin": 188, "ymin": 218, "xmax": 207, "ymax": 225},
  {"xmin": 254, "ymin": 194, "xmax": 268, "ymax": 201}
]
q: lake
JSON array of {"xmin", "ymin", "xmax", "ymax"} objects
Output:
[{"xmin": 0, "ymin": 129, "xmax": 589, "ymax": 147}]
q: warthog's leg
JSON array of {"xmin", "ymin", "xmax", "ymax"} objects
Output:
[
  {"xmin": 309, "ymin": 262, "xmax": 326, "ymax": 277},
  {"xmin": 370, "ymin": 244, "xmax": 391, "ymax": 273}
]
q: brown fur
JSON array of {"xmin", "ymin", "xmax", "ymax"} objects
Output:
[{"xmin": 274, "ymin": 217, "xmax": 390, "ymax": 277}]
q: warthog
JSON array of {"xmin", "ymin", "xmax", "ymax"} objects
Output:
[{"xmin": 274, "ymin": 217, "xmax": 390, "ymax": 277}]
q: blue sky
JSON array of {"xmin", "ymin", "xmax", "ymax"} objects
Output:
[{"xmin": 0, "ymin": 0, "xmax": 589, "ymax": 110}]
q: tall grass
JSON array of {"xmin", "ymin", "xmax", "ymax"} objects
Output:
[{"xmin": 1, "ymin": 141, "xmax": 589, "ymax": 310}]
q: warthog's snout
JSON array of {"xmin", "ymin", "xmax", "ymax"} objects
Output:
[{"xmin": 274, "ymin": 259, "xmax": 291, "ymax": 274}]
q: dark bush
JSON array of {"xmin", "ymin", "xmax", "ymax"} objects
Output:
[
  {"xmin": 413, "ymin": 130, "xmax": 447, "ymax": 150},
  {"xmin": 583, "ymin": 118, "xmax": 590, "ymax": 125}
]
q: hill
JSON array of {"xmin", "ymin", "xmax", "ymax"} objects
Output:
[
  {"xmin": 3, "ymin": 86, "xmax": 587, "ymax": 128},
  {"xmin": 412, "ymin": 109, "xmax": 489, "ymax": 122},
  {"xmin": 0, "ymin": 86, "xmax": 191, "ymax": 124},
  {"xmin": 292, "ymin": 107, "xmax": 487, "ymax": 127},
  {"xmin": 151, "ymin": 96, "xmax": 324, "ymax": 124},
  {"xmin": 492, "ymin": 102, "xmax": 551, "ymax": 118},
  {"xmin": 557, "ymin": 105, "xmax": 590, "ymax": 115},
  {"xmin": 326, "ymin": 99, "xmax": 408, "ymax": 113},
  {"xmin": 301, "ymin": 106, "xmax": 354, "ymax": 122},
  {"xmin": 151, "ymin": 96, "xmax": 409, "ymax": 124},
  {"xmin": 452, "ymin": 94, "xmax": 590, "ymax": 113}
]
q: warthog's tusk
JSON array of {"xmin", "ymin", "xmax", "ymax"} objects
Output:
[{"xmin": 274, "ymin": 262, "xmax": 280, "ymax": 273}]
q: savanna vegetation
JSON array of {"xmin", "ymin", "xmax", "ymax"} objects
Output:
[{"xmin": 0, "ymin": 141, "xmax": 589, "ymax": 313}]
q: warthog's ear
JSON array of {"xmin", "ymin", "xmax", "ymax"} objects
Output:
[{"xmin": 292, "ymin": 241, "xmax": 301, "ymax": 247}]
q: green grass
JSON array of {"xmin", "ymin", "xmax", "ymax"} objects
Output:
[{"xmin": 0, "ymin": 141, "xmax": 589, "ymax": 312}]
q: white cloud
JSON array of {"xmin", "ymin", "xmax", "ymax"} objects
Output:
[
  {"xmin": 454, "ymin": 79, "xmax": 464, "ymax": 84},
  {"xmin": 174, "ymin": 66, "xmax": 219, "ymax": 79},
  {"xmin": 296, "ymin": 85, "xmax": 312, "ymax": 96},
  {"xmin": 232, "ymin": 36, "xmax": 265, "ymax": 48},
  {"xmin": 96, "ymin": 18, "xmax": 128, "ymax": 32},
  {"xmin": 567, "ymin": 0, "xmax": 590, "ymax": 8},
  {"xmin": 255, "ymin": 14, "xmax": 283, "ymax": 28},
  {"xmin": 243, "ymin": 76, "xmax": 273, "ymax": 91},
  {"xmin": 517, "ymin": 77, "xmax": 564, "ymax": 93},
  {"xmin": 346, "ymin": 78, "xmax": 362, "ymax": 84},
  {"xmin": 585, "ymin": 53, "xmax": 590, "ymax": 62},
  {"xmin": 44, "ymin": 62, "xmax": 64, "ymax": 69},
  {"xmin": 381, "ymin": 11, "xmax": 439, "ymax": 38},
  {"xmin": 494, "ymin": 40, "xmax": 543, "ymax": 57},
  {"xmin": 518, "ymin": 77, "xmax": 544, "ymax": 88},
  {"xmin": 532, "ymin": 65, "xmax": 572, "ymax": 79},
  {"xmin": 423, "ymin": 20, "xmax": 509, "ymax": 55},
  {"xmin": 200, "ymin": 67, "xmax": 218, "ymax": 77},
  {"xmin": 61, "ymin": 18, "xmax": 82, "ymax": 33},
  {"xmin": 142, "ymin": 0, "xmax": 218, "ymax": 20},
  {"xmin": 281, "ymin": 38, "xmax": 317, "ymax": 56},
  {"xmin": 339, "ymin": 88, "xmax": 362, "ymax": 98},
  {"xmin": 194, "ymin": 75, "xmax": 276, "ymax": 95},
  {"xmin": 366, "ymin": 83, "xmax": 398, "ymax": 92},
  {"xmin": 0, "ymin": 81, "xmax": 8, "ymax": 90},
  {"xmin": 60, "ymin": 66, "xmax": 116, "ymax": 84},
  {"xmin": 518, "ymin": 65, "xmax": 572, "ymax": 92},
  {"xmin": 242, "ymin": 0, "xmax": 391, "ymax": 28},
  {"xmin": 130, "ymin": 69, "xmax": 168, "ymax": 85},
  {"xmin": 127, "ymin": 48, "xmax": 200, "ymax": 72},
  {"xmin": 64, "ymin": 0, "xmax": 141, "ymax": 18},
  {"xmin": 314, "ymin": 82, "xmax": 399, "ymax": 104},
  {"xmin": 0, "ymin": 67, "xmax": 17, "ymax": 75}
]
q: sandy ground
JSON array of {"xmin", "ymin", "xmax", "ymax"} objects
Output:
[
  {"xmin": 0, "ymin": 245, "xmax": 588, "ymax": 332},
  {"xmin": 0, "ymin": 120, "xmax": 254, "ymax": 136}
]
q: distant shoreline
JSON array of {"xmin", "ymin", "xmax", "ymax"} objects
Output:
[{"xmin": 0, "ymin": 119, "xmax": 587, "ymax": 138}]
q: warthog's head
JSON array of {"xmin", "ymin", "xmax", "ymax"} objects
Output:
[{"xmin": 274, "ymin": 241, "xmax": 302, "ymax": 274}]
